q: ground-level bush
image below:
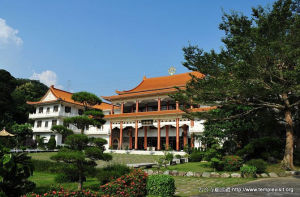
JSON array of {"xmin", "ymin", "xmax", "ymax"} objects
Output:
[
  {"xmin": 240, "ymin": 165, "xmax": 257, "ymax": 178},
  {"xmin": 96, "ymin": 164, "xmax": 131, "ymax": 185},
  {"xmin": 210, "ymin": 157, "xmax": 224, "ymax": 171},
  {"xmin": 147, "ymin": 175, "xmax": 175, "ymax": 197},
  {"xmin": 100, "ymin": 169, "xmax": 147, "ymax": 197},
  {"xmin": 246, "ymin": 159, "xmax": 267, "ymax": 173},
  {"xmin": 189, "ymin": 152, "xmax": 203, "ymax": 162},
  {"xmin": 223, "ymin": 155, "xmax": 243, "ymax": 171}
]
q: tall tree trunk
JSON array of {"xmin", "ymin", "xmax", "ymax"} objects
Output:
[
  {"xmin": 81, "ymin": 128, "xmax": 84, "ymax": 135},
  {"xmin": 282, "ymin": 109, "xmax": 295, "ymax": 170},
  {"xmin": 78, "ymin": 170, "xmax": 83, "ymax": 190}
]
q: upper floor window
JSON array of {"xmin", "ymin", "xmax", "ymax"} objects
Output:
[
  {"xmin": 37, "ymin": 121, "xmax": 42, "ymax": 128},
  {"xmin": 52, "ymin": 119, "xmax": 57, "ymax": 126},
  {"xmin": 46, "ymin": 107, "xmax": 50, "ymax": 113},
  {"xmin": 38, "ymin": 107, "xmax": 43, "ymax": 113},
  {"xmin": 78, "ymin": 109, "xmax": 83, "ymax": 115},
  {"xmin": 65, "ymin": 106, "xmax": 71, "ymax": 113},
  {"xmin": 53, "ymin": 105, "xmax": 59, "ymax": 112},
  {"xmin": 45, "ymin": 121, "xmax": 48, "ymax": 127}
]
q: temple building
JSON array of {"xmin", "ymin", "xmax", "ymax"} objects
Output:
[
  {"xmin": 103, "ymin": 71, "xmax": 214, "ymax": 151},
  {"xmin": 27, "ymin": 86, "xmax": 113, "ymax": 149},
  {"xmin": 28, "ymin": 71, "xmax": 214, "ymax": 152}
]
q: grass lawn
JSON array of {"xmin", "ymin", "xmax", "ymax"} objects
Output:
[
  {"xmin": 29, "ymin": 172, "xmax": 99, "ymax": 194},
  {"xmin": 266, "ymin": 163, "xmax": 300, "ymax": 174},
  {"xmin": 29, "ymin": 152, "xmax": 161, "ymax": 167},
  {"xmin": 174, "ymin": 176, "xmax": 254, "ymax": 196}
]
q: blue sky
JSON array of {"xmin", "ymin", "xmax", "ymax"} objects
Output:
[{"xmin": 0, "ymin": 0, "xmax": 275, "ymax": 98}]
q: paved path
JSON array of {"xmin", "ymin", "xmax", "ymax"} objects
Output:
[{"xmin": 196, "ymin": 176, "xmax": 300, "ymax": 197}]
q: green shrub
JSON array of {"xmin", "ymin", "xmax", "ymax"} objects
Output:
[
  {"xmin": 203, "ymin": 148, "xmax": 221, "ymax": 161},
  {"xmin": 47, "ymin": 136, "xmax": 56, "ymax": 150},
  {"xmin": 175, "ymin": 154, "xmax": 181, "ymax": 159},
  {"xmin": 223, "ymin": 155, "xmax": 243, "ymax": 171},
  {"xmin": 147, "ymin": 175, "xmax": 175, "ymax": 197},
  {"xmin": 96, "ymin": 164, "xmax": 131, "ymax": 185},
  {"xmin": 165, "ymin": 152, "xmax": 174, "ymax": 163},
  {"xmin": 240, "ymin": 165, "xmax": 257, "ymax": 178},
  {"xmin": 246, "ymin": 159, "xmax": 267, "ymax": 173},
  {"xmin": 189, "ymin": 152, "xmax": 203, "ymax": 162},
  {"xmin": 210, "ymin": 157, "xmax": 224, "ymax": 171},
  {"xmin": 237, "ymin": 137, "xmax": 284, "ymax": 161},
  {"xmin": 54, "ymin": 165, "xmax": 86, "ymax": 183},
  {"xmin": 100, "ymin": 169, "xmax": 147, "ymax": 197}
]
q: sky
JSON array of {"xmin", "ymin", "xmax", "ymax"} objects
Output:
[{"xmin": 0, "ymin": 0, "xmax": 276, "ymax": 99}]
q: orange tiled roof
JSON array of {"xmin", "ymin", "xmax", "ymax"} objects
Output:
[
  {"xmin": 103, "ymin": 71, "xmax": 204, "ymax": 101},
  {"xmin": 27, "ymin": 85, "xmax": 113, "ymax": 110}
]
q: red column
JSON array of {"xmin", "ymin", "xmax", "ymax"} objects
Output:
[
  {"xmin": 111, "ymin": 105, "xmax": 114, "ymax": 114},
  {"xmin": 176, "ymin": 101, "xmax": 179, "ymax": 110},
  {"xmin": 119, "ymin": 121, "xmax": 123, "ymax": 149},
  {"xmin": 136, "ymin": 100, "xmax": 139, "ymax": 113},
  {"xmin": 121, "ymin": 103, "xmax": 124, "ymax": 113},
  {"xmin": 183, "ymin": 125, "xmax": 188, "ymax": 147},
  {"xmin": 166, "ymin": 125, "xmax": 169, "ymax": 150},
  {"xmin": 109, "ymin": 122, "xmax": 112, "ymax": 148},
  {"xmin": 157, "ymin": 120, "xmax": 161, "ymax": 150},
  {"xmin": 191, "ymin": 133, "xmax": 194, "ymax": 148},
  {"xmin": 144, "ymin": 126, "xmax": 147, "ymax": 150},
  {"xmin": 176, "ymin": 118, "xmax": 179, "ymax": 151},
  {"xmin": 158, "ymin": 98, "xmax": 161, "ymax": 111},
  {"xmin": 135, "ymin": 120, "xmax": 138, "ymax": 149},
  {"xmin": 129, "ymin": 127, "xmax": 133, "ymax": 149}
]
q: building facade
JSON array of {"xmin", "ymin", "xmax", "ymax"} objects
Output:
[
  {"xmin": 103, "ymin": 72, "xmax": 214, "ymax": 151},
  {"xmin": 27, "ymin": 86, "xmax": 113, "ymax": 150},
  {"xmin": 28, "ymin": 72, "xmax": 213, "ymax": 152}
]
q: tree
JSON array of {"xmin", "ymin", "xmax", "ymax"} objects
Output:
[
  {"xmin": 63, "ymin": 92, "xmax": 105, "ymax": 134},
  {"xmin": 50, "ymin": 134, "xmax": 112, "ymax": 190},
  {"xmin": 51, "ymin": 125, "xmax": 74, "ymax": 143},
  {"xmin": 0, "ymin": 145, "xmax": 35, "ymax": 196},
  {"xmin": 11, "ymin": 123, "xmax": 33, "ymax": 148},
  {"xmin": 173, "ymin": 0, "xmax": 299, "ymax": 169},
  {"xmin": 47, "ymin": 136, "xmax": 56, "ymax": 150}
]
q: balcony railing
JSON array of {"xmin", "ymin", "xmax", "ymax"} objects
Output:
[{"xmin": 29, "ymin": 111, "xmax": 79, "ymax": 119}]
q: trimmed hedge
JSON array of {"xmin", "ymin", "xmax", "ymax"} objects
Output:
[
  {"xmin": 100, "ymin": 169, "xmax": 147, "ymax": 197},
  {"xmin": 147, "ymin": 175, "xmax": 175, "ymax": 197},
  {"xmin": 189, "ymin": 152, "xmax": 203, "ymax": 162},
  {"xmin": 240, "ymin": 165, "xmax": 257, "ymax": 178},
  {"xmin": 246, "ymin": 159, "xmax": 267, "ymax": 173}
]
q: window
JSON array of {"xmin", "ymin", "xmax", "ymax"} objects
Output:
[
  {"xmin": 38, "ymin": 107, "xmax": 43, "ymax": 113},
  {"xmin": 53, "ymin": 105, "xmax": 59, "ymax": 112},
  {"xmin": 46, "ymin": 107, "xmax": 50, "ymax": 113},
  {"xmin": 52, "ymin": 119, "xmax": 57, "ymax": 126},
  {"xmin": 45, "ymin": 121, "xmax": 48, "ymax": 127},
  {"xmin": 65, "ymin": 106, "xmax": 71, "ymax": 113},
  {"xmin": 37, "ymin": 121, "xmax": 42, "ymax": 127},
  {"xmin": 78, "ymin": 109, "xmax": 83, "ymax": 115}
]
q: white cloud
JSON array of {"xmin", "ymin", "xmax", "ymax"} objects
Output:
[
  {"xmin": 0, "ymin": 18, "xmax": 23, "ymax": 47},
  {"xmin": 30, "ymin": 70, "xmax": 63, "ymax": 88}
]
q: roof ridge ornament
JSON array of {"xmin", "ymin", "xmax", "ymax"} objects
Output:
[{"xmin": 168, "ymin": 66, "xmax": 176, "ymax": 76}]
